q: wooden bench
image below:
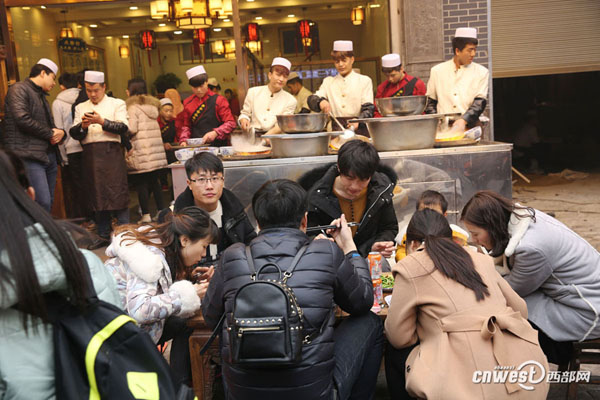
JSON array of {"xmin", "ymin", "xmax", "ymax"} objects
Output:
[{"xmin": 566, "ymin": 338, "xmax": 600, "ymax": 399}]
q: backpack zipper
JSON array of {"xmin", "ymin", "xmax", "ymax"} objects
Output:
[{"xmin": 238, "ymin": 326, "xmax": 281, "ymax": 337}]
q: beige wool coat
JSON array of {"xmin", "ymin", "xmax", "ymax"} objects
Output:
[
  {"xmin": 386, "ymin": 248, "xmax": 549, "ymax": 400},
  {"xmin": 125, "ymin": 95, "xmax": 168, "ymax": 174}
]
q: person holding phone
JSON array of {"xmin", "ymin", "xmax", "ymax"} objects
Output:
[{"xmin": 70, "ymin": 71, "xmax": 131, "ymax": 249}]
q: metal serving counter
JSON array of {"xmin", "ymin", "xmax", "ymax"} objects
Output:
[{"xmin": 169, "ymin": 141, "xmax": 512, "ymax": 227}]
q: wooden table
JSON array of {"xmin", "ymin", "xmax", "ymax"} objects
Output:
[{"xmin": 187, "ymin": 306, "xmax": 388, "ymax": 400}]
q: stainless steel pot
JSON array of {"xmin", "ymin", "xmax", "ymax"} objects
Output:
[
  {"xmin": 350, "ymin": 114, "xmax": 444, "ymax": 151},
  {"xmin": 276, "ymin": 113, "xmax": 329, "ymax": 133},
  {"xmin": 263, "ymin": 132, "xmax": 341, "ymax": 158},
  {"xmin": 375, "ymin": 95, "xmax": 428, "ymax": 117}
]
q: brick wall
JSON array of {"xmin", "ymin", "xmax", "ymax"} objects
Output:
[{"xmin": 443, "ymin": 0, "xmax": 489, "ymax": 68}]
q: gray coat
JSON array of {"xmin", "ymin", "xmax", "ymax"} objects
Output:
[{"xmin": 504, "ymin": 209, "xmax": 600, "ymax": 342}]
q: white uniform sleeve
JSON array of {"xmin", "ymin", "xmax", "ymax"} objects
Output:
[
  {"xmin": 283, "ymin": 95, "xmax": 297, "ymax": 115},
  {"xmin": 361, "ymin": 76, "xmax": 374, "ymax": 104},
  {"xmin": 474, "ymin": 67, "xmax": 489, "ymax": 99},
  {"xmin": 73, "ymin": 104, "xmax": 83, "ymax": 127},
  {"xmin": 426, "ymin": 67, "xmax": 438, "ymax": 100},
  {"xmin": 315, "ymin": 77, "xmax": 330, "ymax": 99},
  {"xmin": 238, "ymin": 88, "xmax": 253, "ymax": 122}
]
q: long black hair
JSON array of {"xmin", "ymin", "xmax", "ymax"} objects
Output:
[
  {"xmin": 461, "ymin": 190, "xmax": 535, "ymax": 257},
  {"xmin": 406, "ymin": 209, "xmax": 490, "ymax": 301},
  {"xmin": 0, "ymin": 150, "xmax": 93, "ymax": 331},
  {"xmin": 115, "ymin": 206, "xmax": 219, "ymax": 279}
]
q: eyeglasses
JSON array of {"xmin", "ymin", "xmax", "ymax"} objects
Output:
[{"xmin": 189, "ymin": 176, "xmax": 224, "ymax": 186}]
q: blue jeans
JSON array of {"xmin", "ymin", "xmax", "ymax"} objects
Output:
[
  {"xmin": 23, "ymin": 151, "xmax": 58, "ymax": 212},
  {"xmin": 333, "ymin": 312, "xmax": 384, "ymax": 400}
]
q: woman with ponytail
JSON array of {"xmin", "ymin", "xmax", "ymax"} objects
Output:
[
  {"xmin": 0, "ymin": 149, "xmax": 120, "ymax": 399},
  {"xmin": 104, "ymin": 206, "xmax": 218, "ymax": 384},
  {"xmin": 385, "ymin": 209, "xmax": 548, "ymax": 399}
]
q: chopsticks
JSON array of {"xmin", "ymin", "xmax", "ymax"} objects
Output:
[{"xmin": 306, "ymin": 222, "xmax": 360, "ymax": 233}]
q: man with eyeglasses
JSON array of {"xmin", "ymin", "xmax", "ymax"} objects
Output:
[
  {"xmin": 374, "ymin": 53, "xmax": 426, "ymax": 117},
  {"xmin": 168, "ymin": 151, "xmax": 256, "ymax": 263}
]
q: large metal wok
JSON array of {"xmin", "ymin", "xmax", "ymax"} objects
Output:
[
  {"xmin": 375, "ymin": 95, "xmax": 428, "ymax": 117},
  {"xmin": 350, "ymin": 114, "xmax": 444, "ymax": 151},
  {"xmin": 276, "ymin": 113, "xmax": 329, "ymax": 134},
  {"xmin": 263, "ymin": 132, "xmax": 341, "ymax": 158}
]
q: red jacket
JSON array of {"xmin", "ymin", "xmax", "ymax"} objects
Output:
[
  {"xmin": 176, "ymin": 90, "xmax": 236, "ymax": 143},
  {"xmin": 374, "ymin": 74, "xmax": 426, "ymax": 117}
]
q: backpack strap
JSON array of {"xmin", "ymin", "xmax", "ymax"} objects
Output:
[
  {"xmin": 282, "ymin": 245, "xmax": 308, "ymax": 283},
  {"xmin": 199, "ymin": 313, "xmax": 225, "ymax": 355}
]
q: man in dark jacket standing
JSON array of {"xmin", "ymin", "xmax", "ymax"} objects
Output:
[
  {"xmin": 202, "ymin": 179, "xmax": 383, "ymax": 400},
  {"xmin": 1, "ymin": 58, "xmax": 65, "ymax": 212},
  {"xmin": 172, "ymin": 151, "xmax": 256, "ymax": 262},
  {"xmin": 299, "ymin": 140, "xmax": 398, "ymax": 258}
]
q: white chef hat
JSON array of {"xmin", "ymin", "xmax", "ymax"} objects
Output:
[
  {"xmin": 454, "ymin": 27, "xmax": 477, "ymax": 39},
  {"xmin": 381, "ymin": 53, "xmax": 401, "ymax": 68},
  {"xmin": 84, "ymin": 70, "xmax": 105, "ymax": 83},
  {"xmin": 186, "ymin": 65, "xmax": 206, "ymax": 80},
  {"xmin": 207, "ymin": 77, "xmax": 219, "ymax": 86},
  {"xmin": 37, "ymin": 58, "xmax": 58, "ymax": 75},
  {"xmin": 271, "ymin": 57, "xmax": 291, "ymax": 71},
  {"xmin": 333, "ymin": 40, "xmax": 353, "ymax": 52},
  {"xmin": 159, "ymin": 98, "xmax": 173, "ymax": 107}
]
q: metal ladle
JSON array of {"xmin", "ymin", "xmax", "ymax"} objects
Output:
[{"xmin": 329, "ymin": 112, "xmax": 355, "ymax": 139}]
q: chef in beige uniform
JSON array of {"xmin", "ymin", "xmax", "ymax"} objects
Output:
[
  {"xmin": 307, "ymin": 40, "xmax": 374, "ymax": 132},
  {"xmin": 70, "ymin": 70, "xmax": 130, "ymax": 249},
  {"xmin": 425, "ymin": 27, "xmax": 489, "ymax": 132},
  {"xmin": 238, "ymin": 57, "xmax": 296, "ymax": 135}
]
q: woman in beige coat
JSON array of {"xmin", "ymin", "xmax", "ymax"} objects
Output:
[
  {"xmin": 385, "ymin": 209, "xmax": 549, "ymax": 400},
  {"xmin": 126, "ymin": 79, "xmax": 168, "ymax": 222}
]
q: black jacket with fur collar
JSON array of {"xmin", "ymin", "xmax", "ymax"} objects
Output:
[{"xmin": 298, "ymin": 163, "xmax": 398, "ymax": 256}]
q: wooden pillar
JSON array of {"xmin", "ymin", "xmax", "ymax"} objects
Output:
[
  {"xmin": 231, "ymin": 0, "xmax": 248, "ymax": 105},
  {"xmin": 0, "ymin": 0, "xmax": 19, "ymax": 84}
]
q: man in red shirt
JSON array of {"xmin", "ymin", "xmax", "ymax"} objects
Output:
[
  {"xmin": 176, "ymin": 65, "xmax": 236, "ymax": 147},
  {"xmin": 374, "ymin": 53, "xmax": 426, "ymax": 117}
]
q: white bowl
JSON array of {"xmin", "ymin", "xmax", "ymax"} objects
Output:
[
  {"xmin": 220, "ymin": 146, "xmax": 235, "ymax": 156},
  {"xmin": 186, "ymin": 138, "xmax": 204, "ymax": 146},
  {"xmin": 175, "ymin": 148, "xmax": 194, "ymax": 161}
]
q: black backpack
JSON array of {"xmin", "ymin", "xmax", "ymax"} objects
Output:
[
  {"xmin": 227, "ymin": 245, "xmax": 309, "ymax": 367},
  {"xmin": 23, "ymin": 273, "xmax": 198, "ymax": 400}
]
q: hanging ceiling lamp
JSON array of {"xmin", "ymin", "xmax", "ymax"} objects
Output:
[
  {"xmin": 211, "ymin": 40, "xmax": 225, "ymax": 55},
  {"xmin": 209, "ymin": 0, "xmax": 222, "ymax": 18},
  {"xmin": 150, "ymin": 1, "xmax": 169, "ymax": 19},
  {"xmin": 245, "ymin": 23, "xmax": 259, "ymax": 42},
  {"xmin": 246, "ymin": 40, "xmax": 261, "ymax": 53},
  {"xmin": 220, "ymin": 0, "xmax": 232, "ymax": 18},
  {"xmin": 194, "ymin": 28, "xmax": 207, "ymax": 44},
  {"xmin": 88, "ymin": 48, "xmax": 99, "ymax": 60},
  {"xmin": 174, "ymin": 0, "xmax": 212, "ymax": 29},
  {"xmin": 351, "ymin": 7, "xmax": 364, "ymax": 25},
  {"xmin": 297, "ymin": 19, "xmax": 312, "ymax": 47},
  {"xmin": 119, "ymin": 44, "xmax": 130, "ymax": 58},
  {"xmin": 59, "ymin": 10, "xmax": 74, "ymax": 38}
]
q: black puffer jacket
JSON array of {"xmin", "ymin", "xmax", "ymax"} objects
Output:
[
  {"xmin": 173, "ymin": 187, "xmax": 257, "ymax": 255},
  {"xmin": 298, "ymin": 163, "xmax": 398, "ymax": 256},
  {"xmin": 1, "ymin": 79, "xmax": 56, "ymax": 163},
  {"xmin": 202, "ymin": 228, "xmax": 373, "ymax": 400}
]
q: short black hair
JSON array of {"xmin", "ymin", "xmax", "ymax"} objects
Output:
[
  {"xmin": 76, "ymin": 69, "xmax": 88, "ymax": 87},
  {"xmin": 58, "ymin": 72, "xmax": 78, "ymax": 89},
  {"xmin": 287, "ymin": 77, "xmax": 301, "ymax": 86},
  {"xmin": 208, "ymin": 84, "xmax": 220, "ymax": 91},
  {"xmin": 417, "ymin": 190, "xmax": 448, "ymax": 213},
  {"xmin": 382, "ymin": 66, "xmax": 402, "ymax": 74},
  {"xmin": 185, "ymin": 152, "xmax": 223, "ymax": 179},
  {"xmin": 452, "ymin": 37, "xmax": 478, "ymax": 53},
  {"xmin": 252, "ymin": 179, "xmax": 307, "ymax": 230},
  {"xmin": 337, "ymin": 140, "xmax": 380, "ymax": 180},
  {"xmin": 189, "ymin": 73, "xmax": 208, "ymax": 88},
  {"xmin": 29, "ymin": 64, "xmax": 54, "ymax": 78},
  {"xmin": 269, "ymin": 65, "xmax": 290, "ymax": 76},
  {"xmin": 224, "ymin": 88, "xmax": 233, "ymax": 95}
]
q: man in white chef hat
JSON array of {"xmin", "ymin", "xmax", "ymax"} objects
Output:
[
  {"xmin": 2, "ymin": 58, "xmax": 65, "ymax": 212},
  {"xmin": 70, "ymin": 70, "xmax": 130, "ymax": 249},
  {"xmin": 307, "ymin": 40, "xmax": 374, "ymax": 133},
  {"xmin": 176, "ymin": 65, "xmax": 236, "ymax": 147},
  {"xmin": 374, "ymin": 53, "xmax": 426, "ymax": 117},
  {"xmin": 425, "ymin": 27, "xmax": 489, "ymax": 132},
  {"xmin": 238, "ymin": 57, "xmax": 297, "ymax": 135}
]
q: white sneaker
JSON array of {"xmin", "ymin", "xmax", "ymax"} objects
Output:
[{"xmin": 140, "ymin": 214, "xmax": 152, "ymax": 223}]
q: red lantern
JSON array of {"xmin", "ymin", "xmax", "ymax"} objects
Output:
[
  {"xmin": 245, "ymin": 23, "xmax": 259, "ymax": 42},
  {"xmin": 139, "ymin": 30, "xmax": 157, "ymax": 50},
  {"xmin": 194, "ymin": 28, "xmax": 207, "ymax": 45},
  {"xmin": 297, "ymin": 20, "xmax": 310, "ymax": 40}
]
